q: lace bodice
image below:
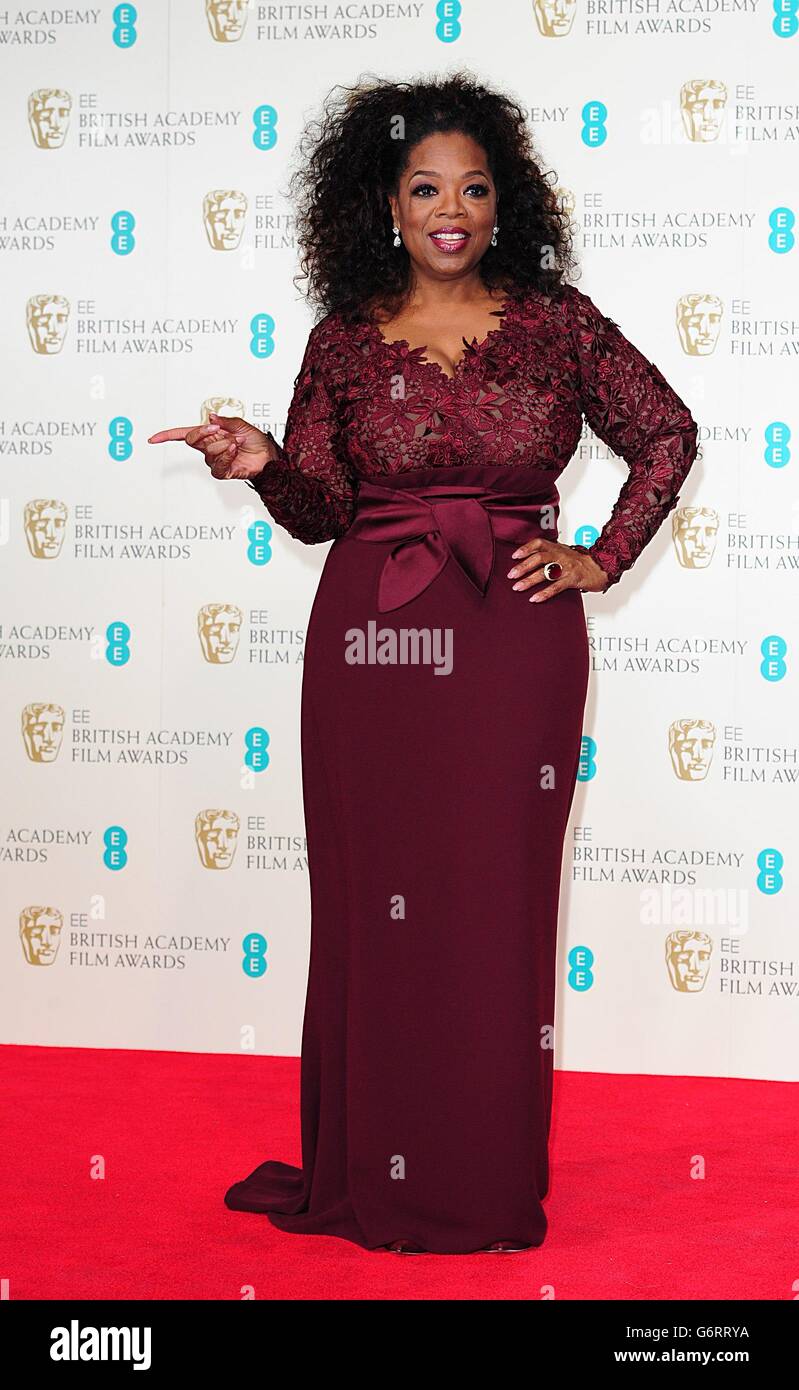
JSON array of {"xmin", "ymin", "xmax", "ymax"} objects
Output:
[{"xmin": 246, "ymin": 282, "xmax": 700, "ymax": 590}]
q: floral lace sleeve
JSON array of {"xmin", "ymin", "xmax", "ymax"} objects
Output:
[
  {"xmin": 246, "ymin": 317, "xmax": 358, "ymax": 544},
  {"xmin": 564, "ymin": 283, "xmax": 700, "ymax": 591}
]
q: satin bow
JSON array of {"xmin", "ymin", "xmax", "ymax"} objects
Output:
[{"xmin": 345, "ymin": 465, "xmax": 561, "ymax": 613}]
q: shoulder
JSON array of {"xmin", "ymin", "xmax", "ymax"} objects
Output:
[
  {"xmin": 508, "ymin": 282, "xmax": 609, "ymax": 353},
  {"xmin": 296, "ymin": 309, "xmax": 358, "ymax": 382},
  {"xmin": 531, "ymin": 281, "xmax": 615, "ymax": 329},
  {"xmin": 538, "ymin": 282, "xmax": 625, "ymax": 355},
  {"xmin": 508, "ymin": 280, "xmax": 597, "ymax": 326},
  {"xmin": 303, "ymin": 309, "xmax": 350, "ymax": 353}
]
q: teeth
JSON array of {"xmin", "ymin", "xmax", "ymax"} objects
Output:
[{"xmin": 432, "ymin": 233, "xmax": 467, "ymax": 241}]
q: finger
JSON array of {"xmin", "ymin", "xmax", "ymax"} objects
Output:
[
  {"xmin": 203, "ymin": 435, "xmax": 239, "ymax": 459},
  {"xmin": 207, "ymin": 443, "xmax": 239, "ymax": 476},
  {"xmin": 187, "ymin": 424, "xmax": 225, "ymax": 447},
  {"xmin": 147, "ymin": 425, "xmax": 216, "ymax": 445},
  {"xmin": 209, "ymin": 413, "xmax": 247, "ymax": 434},
  {"xmin": 510, "ymin": 537, "xmax": 550, "ymax": 561},
  {"xmin": 530, "ymin": 576, "xmax": 573, "ymax": 603},
  {"xmin": 511, "ymin": 562, "xmax": 551, "ymax": 592},
  {"xmin": 508, "ymin": 555, "xmax": 547, "ymax": 583}
]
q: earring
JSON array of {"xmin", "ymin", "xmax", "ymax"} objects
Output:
[
  {"xmin": 392, "ymin": 225, "xmax": 402, "ymax": 248},
  {"xmin": 491, "ymin": 224, "xmax": 499, "ymax": 247}
]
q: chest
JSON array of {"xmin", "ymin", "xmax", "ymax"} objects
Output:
[
  {"xmin": 372, "ymin": 303, "xmax": 510, "ymax": 380},
  {"xmin": 341, "ymin": 311, "xmax": 584, "ymax": 476}
]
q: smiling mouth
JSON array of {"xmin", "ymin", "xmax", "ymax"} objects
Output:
[{"xmin": 428, "ymin": 228, "xmax": 471, "ymax": 254}]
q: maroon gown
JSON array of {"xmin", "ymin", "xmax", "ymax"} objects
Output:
[{"xmin": 223, "ymin": 282, "xmax": 699, "ymax": 1253}]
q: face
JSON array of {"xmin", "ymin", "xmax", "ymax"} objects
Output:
[{"xmin": 388, "ymin": 130, "xmax": 497, "ymax": 282}]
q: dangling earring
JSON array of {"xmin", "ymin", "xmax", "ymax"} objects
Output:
[
  {"xmin": 491, "ymin": 224, "xmax": 499, "ymax": 247},
  {"xmin": 392, "ymin": 225, "xmax": 402, "ymax": 248}
]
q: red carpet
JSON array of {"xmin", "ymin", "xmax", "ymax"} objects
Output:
[{"xmin": 1, "ymin": 1044, "xmax": 794, "ymax": 1301}]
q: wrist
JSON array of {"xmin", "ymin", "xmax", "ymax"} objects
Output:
[
  {"xmin": 245, "ymin": 433, "xmax": 282, "ymax": 487},
  {"xmin": 569, "ymin": 544, "xmax": 612, "ymax": 593}
]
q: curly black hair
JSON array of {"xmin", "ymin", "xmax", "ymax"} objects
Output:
[{"xmin": 287, "ymin": 70, "xmax": 577, "ymax": 323}]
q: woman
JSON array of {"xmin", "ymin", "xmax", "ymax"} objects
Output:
[{"xmin": 149, "ymin": 73, "xmax": 699, "ymax": 1255}]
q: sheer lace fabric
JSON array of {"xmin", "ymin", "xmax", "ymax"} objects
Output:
[{"xmin": 247, "ymin": 283, "xmax": 700, "ymax": 590}]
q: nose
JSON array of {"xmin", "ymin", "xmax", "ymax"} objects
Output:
[{"xmin": 432, "ymin": 186, "xmax": 469, "ymax": 218}]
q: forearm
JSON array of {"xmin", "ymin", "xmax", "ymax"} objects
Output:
[
  {"xmin": 245, "ymin": 432, "xmax": 356, "ymax": 545},
  {"xmin": 581, "ymin": 418, "xmax": 700, "ymax": 590},
  {"xmin": 564, "ymin": 282, "xmax": 701, "ymax": 591}
]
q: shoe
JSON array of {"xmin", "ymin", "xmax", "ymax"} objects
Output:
[
  {"xmin": 382, "ymin": 1238, "xmax": 532, "ymax": 1254},
  {"xmin": 480, "ymin": 1241, "xmax": 532, "ymax": 1253}
]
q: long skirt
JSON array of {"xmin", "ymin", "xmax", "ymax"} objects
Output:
[{"xmin": 224, "ymin": 465, "xmax": 591, "ymax": 1253}]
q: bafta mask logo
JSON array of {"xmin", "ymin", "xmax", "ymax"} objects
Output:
[
  {"xmin": 672, "ymin": 507, "xmax": 719, "ymax": 569},
  {"xmin": 532, "ymin": 0, "xmax": 576, "ymax": 36},
  {"xmin": 668, "ymin": 719, "xmax": 716, "ymax": 781},
  {"xmin": 27, "ymin": 294, "xmax": 69, "ymax": 354},
  {"xmin": 203, "ymin": 190, "xmax": 248, "ymax": 250},
  {"xmin": 680, "ymin": 79, "xmax": 727, "ymax": 143},
  {"xmin": 22, "ymin": 703, "xmax": 65, "ymax": 762},
  {"xmin": 676, "ymin": 294, "xmax": 722, "ymax": 356},
  {"xmin": 20, "ymin": 905, "xmax": 63, "ymax": 966},
  {"xmin": 195, "ymin": 809, "xmax": 240, "ymax": 868},
  {"xmin": 198, "ymin": 604, "xmax": 243, "ymax": 664},
  {"xmin": 553, "ymin": 185, "xmax": 575, "ymax": 220},
  {"xmin": 24, "ymin": 499, "xmax": 68, "ymax": 559},
  {"xmin": 205, "ymin": 0, "xmax": 249, "ymax": 41},
  {"xmin": 28, "ymin": 88, "xmax": 72, "ymax": 148},
  {"xmin": 201, "ymin": 397, "xmax": 245, "ymax": 424},
  {"xmin": 665, "ymin": 930, "xmax": 712, "ymax": 992}
]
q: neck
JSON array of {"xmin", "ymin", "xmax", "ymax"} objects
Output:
[{"xmin": 405, "ymin": 268, "xmax": 496, "ymax": 310}]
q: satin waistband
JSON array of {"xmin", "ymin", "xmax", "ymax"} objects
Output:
[{"xmin": 345, "ymin": 464, "xmax": 560, "ymax": 613}]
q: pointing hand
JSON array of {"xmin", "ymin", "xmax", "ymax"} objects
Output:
[{"xmin": 147, "ymin": 413, "xmax": 273, "ymax": 480}]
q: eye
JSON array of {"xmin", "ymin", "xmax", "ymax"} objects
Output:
[{"xmin": 409, "ymin": 181, "xmax": 491, "ymax": 199}]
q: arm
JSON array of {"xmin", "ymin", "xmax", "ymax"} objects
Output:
[
  {"xmin": 246, "ymin": 317, "xmax": 358, "ymax": 544},
  {"xmin": 564, "ymin": 283, "xmax": 701, "ymax": 591}
]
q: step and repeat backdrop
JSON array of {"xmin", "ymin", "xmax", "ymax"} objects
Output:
[{"xmin": 1, "ymin": 3, "xmax": 796, "ymax": 1081}]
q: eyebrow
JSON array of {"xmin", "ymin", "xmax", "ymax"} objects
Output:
[{"xmin": 408, "ymin": 169, "xmax": 490, "ymax": 179}]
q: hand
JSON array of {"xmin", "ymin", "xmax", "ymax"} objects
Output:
[
  {"xmin": 147, "ymin": 413, "xmax": 273, "ymax": 480},
  {"xmin": 507, "ymin": 537, "xmax": 609, "ymax": 602}
]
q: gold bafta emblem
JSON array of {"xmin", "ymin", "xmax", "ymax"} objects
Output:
[
  {"xmin": 668, "ymin": 719, "xmax": 716, "ymax": 781},
  {"xmin": 672, "ymin": 507, "xmax": 719, "ymax": 569},
  {"xmin": 22, "ymin": 703, "xmax": 65, "ymax": 762},
  {"xmin": 680, "ymin": 80, "xmax": 727, "ymax": 143},
  {"xmin": 20, "ymin": 905, "xmax": 63, "ymax": 966},
  {"xmin": 24, "ymin": 499, "xmax": 68, "ymax": 559},
  {"xmin": 203, "ymin": 190, "xmax": 248, "ymax": 250},
  {"xmin": 676, "ymin": 294, "xmax": 722, "ymax": 356},
  {"xmin": 532, "ymin": 0, "xmax": 576, "ymax": 36},
  {"xmin": 28, "ymin": 88, "xmax": 72, "ymax": 148},
  {"xmin": 198, "ymin": 604, "xmax": 243, "ymax": 664},
  {"xmin": 202, "ymin": 397, "xmax": 245, "ymax": 424},
  {"xmin": 553, "ymin": 186, "xmax": 575, "ymax": 220},
  {"xmin": 27, "ymin": 294, "xmax": 69, "ymax": 354},
  {"xmin": 205, "ymin": 0, "xmax": 249, "ymax": 41},
  {"xmin": 195, "ymin": 809, "xmax": 240, "ymax": 868},
  {"xmin": 665, "ymin": 930, "xmax": 712, "ymax": 992}
]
